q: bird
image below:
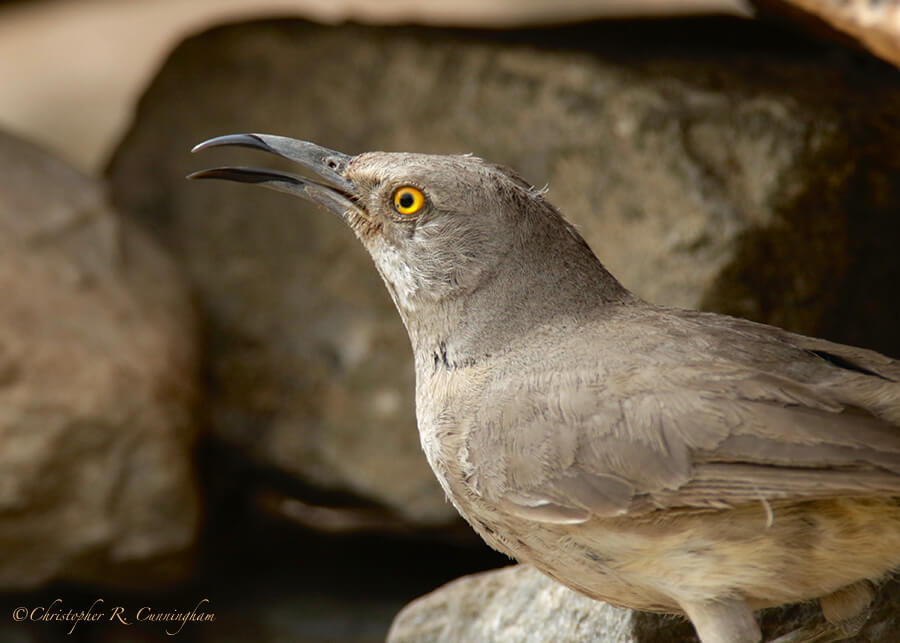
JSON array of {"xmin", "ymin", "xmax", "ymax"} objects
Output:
[{"xmin": 189, "ymin": 133, "xmax": 900, "ymax": 643}]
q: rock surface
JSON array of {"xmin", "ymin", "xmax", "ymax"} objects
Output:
[
  {"xmin": 388, "ymin": 564, "xmax": 900, "ymax": 643},
  {"xmin": 106, "ymin": 17, "xmax": 900, "ymax": 529},
  {"xmin": 387, "ymin": 565, "xmax": 644, "ymax": 643},
  {"xmin": 0, "ymin": 130, "xmax": 199, "ymax": 588},
  {"xmin": 753, "ymin": 0, "xmax": 900, "ymax": 70}
]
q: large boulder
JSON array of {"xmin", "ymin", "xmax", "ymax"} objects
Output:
[
  {"xmin": 107, "ymin": 17, "xmax": 900, "ymax": 528},
  {"xmin": 0, "ymin": 130, "xmax": 199, "ymax": 587}
]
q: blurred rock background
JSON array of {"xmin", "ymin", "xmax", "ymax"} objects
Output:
[
  {"xmin": 1, "ymin": 1, "xmax": 899, "ymax": 642},
  {"xmin": 0, "ymin": 0, "xmax": 749, "ymax": 174}
]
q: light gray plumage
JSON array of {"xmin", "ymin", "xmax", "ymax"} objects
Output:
[{"xmin": 190, "ymin": 134, "xmax": 900, "ymax": 643}]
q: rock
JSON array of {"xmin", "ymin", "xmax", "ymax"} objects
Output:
[
  {"xmin": 387, "ymin": 564, "xmax": 662, "ymax": 643},
  {"xmin": 752, "ymin": 0, "xmax": 900, "ymax": 71},
  {"xmin": 107, "ymin": 17, "xmax": 900, "ymax": 528},
  {"xmin": 388, "ymin": 565, "xmax": 900, "ymax": 643},
  {"xmin": 0, "ymin": 130, "xmax": 199, "ymax": 588}
]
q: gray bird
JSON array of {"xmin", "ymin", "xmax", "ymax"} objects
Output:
[{"xmin": 190, "ymin": 134, "xmax": 900, "ymax": 643}]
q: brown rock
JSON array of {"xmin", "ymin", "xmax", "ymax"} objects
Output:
[
  {"xmin": 0, "ymin": 130, "xmax": 199, "ymax": 588},
  {"xmin": 107, "ymin": 18, "xmax": 900, "ymax": 528}
]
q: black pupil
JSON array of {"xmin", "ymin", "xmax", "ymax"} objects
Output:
[{"xmin": 398, "ymin": 192, "xmax": 415, "ymax": 209}]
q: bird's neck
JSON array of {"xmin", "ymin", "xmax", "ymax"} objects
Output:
[{"xmin": 399, "ymin": 232, "xmax": 633, "ymax": 370}]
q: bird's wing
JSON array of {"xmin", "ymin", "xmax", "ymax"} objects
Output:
[{"xmin": 461, "ymin": 327, "xmax": 900, "ymax": 523}]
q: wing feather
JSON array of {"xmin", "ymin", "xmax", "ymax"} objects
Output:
[{"xmin": 462, "ymin": 312, "xmax": 900, "ymax": 522}]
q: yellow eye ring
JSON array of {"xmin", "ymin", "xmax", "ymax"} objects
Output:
[{"xmin": 393, "ymin": 186, "xmax": 425, "ymax": 216}]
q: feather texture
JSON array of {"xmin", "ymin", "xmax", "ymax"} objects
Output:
[{"xmin": 459, "ymin": 306, "xmax": 900, "ymax": 521}]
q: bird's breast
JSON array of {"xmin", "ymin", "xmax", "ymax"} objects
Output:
[{"xmin": 413, "ymin": 361, "xmax": 495, "ymax": 513}]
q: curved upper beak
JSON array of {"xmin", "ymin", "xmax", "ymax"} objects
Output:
[{"xmin": 187, "ymin": 133, "xmax": 357, "ymax": 217}]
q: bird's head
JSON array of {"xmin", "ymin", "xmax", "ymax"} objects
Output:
[{"xmin": 190, "ymin": 134, "xmax": 626, "ymax": 353}]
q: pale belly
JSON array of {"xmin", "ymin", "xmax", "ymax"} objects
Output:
[{"xmin": 459, "ymin": 496, "xmax": 900, "ymax": 614}]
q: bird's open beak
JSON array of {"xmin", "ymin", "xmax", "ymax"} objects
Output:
[{"xmin": 188, "ymin": 134, "xmax": 358, "ymax": 218}]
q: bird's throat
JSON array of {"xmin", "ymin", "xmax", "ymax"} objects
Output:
[{"xmin": 401, "ymin": 260, "xmax": 630, "ymax": 372}]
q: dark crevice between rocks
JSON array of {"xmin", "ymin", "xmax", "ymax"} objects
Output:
[
  {"xmin": 0, "ymin": 433, "xmax": 509, "ymax": 643},
  {"xmin": 184, "ymin": 15, "xmax": 838, "ymax": 66}
]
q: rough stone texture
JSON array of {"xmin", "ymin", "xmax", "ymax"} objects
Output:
[
  {"xmin": 753, "ymin": 0, "xmax": 900, "ymax": 70},
  {"xmin": 388, "ymin": 565, "xmax": 900, "ymax": 643},
  {"xmin": 0, "ymin": 130, "xmax": 199, "ymax": 588},
  {"xmin": 107, "ymin": 18, "xmax": 900, "ymax": 527},
  {"xmin": 387, "ymin": 564, "xmax": 643, "ymax": 643}
]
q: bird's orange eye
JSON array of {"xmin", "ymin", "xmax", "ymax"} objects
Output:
[{"xmin": 393, "ymin": 186, "xmax": 425, "ymax": 216}]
